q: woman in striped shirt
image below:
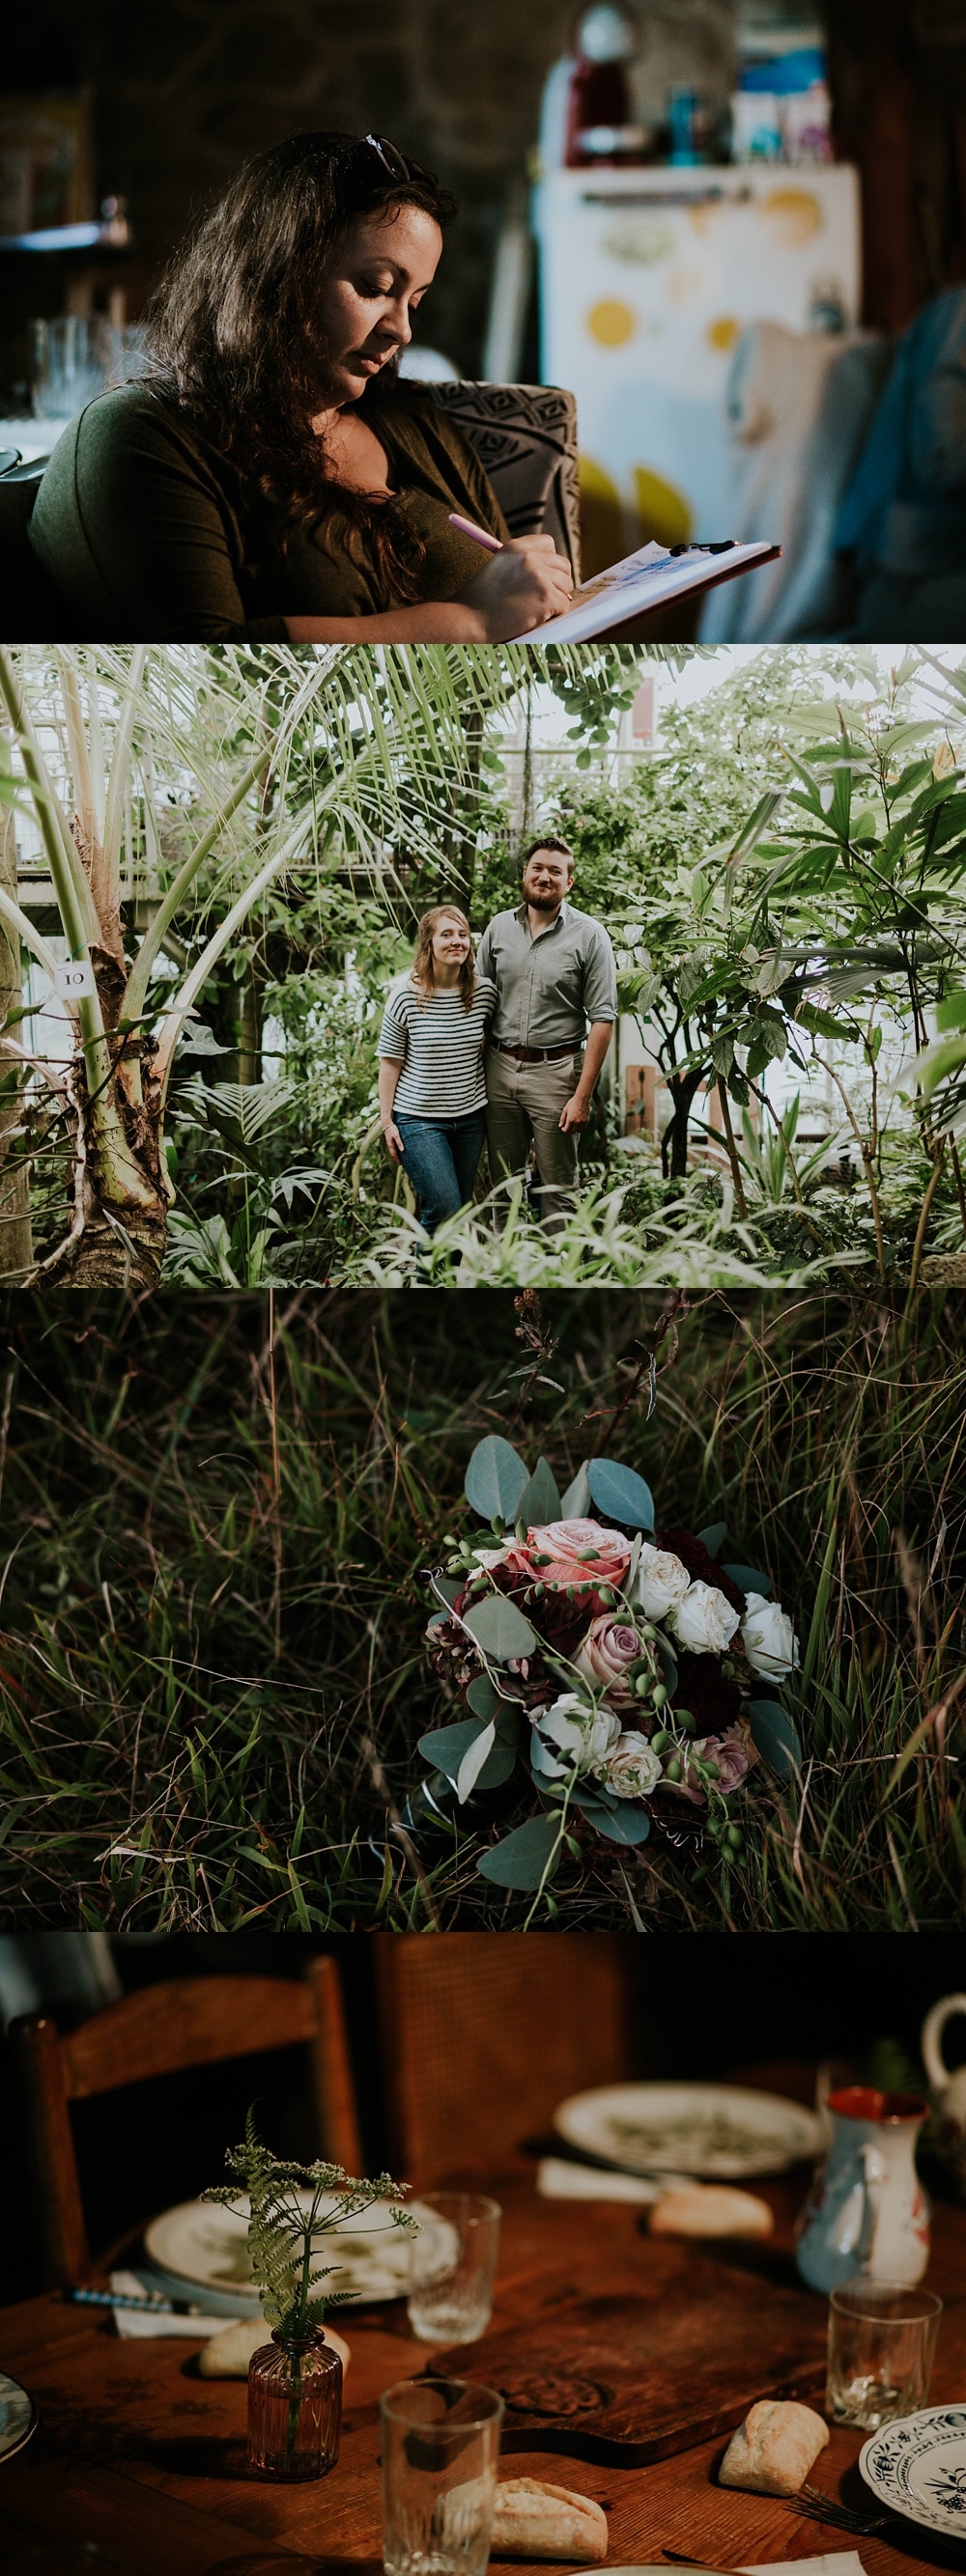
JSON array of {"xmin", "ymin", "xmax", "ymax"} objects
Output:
[{"xmin": 378, "ymin": 906, "xmax": 496, "ymax": 1242}]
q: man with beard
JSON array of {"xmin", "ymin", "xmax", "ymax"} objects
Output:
[{"xmin": 475, "ymin": 837, "xmax": 617, "ymax": 1229}]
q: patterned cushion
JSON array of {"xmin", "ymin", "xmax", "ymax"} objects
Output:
[{"xmin": 419, "ymin": 379, "xmax": 581, "ymax": 580}]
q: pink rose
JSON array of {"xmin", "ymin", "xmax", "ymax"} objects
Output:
[
  {"xmin": 525, "ymin": 1519, "xmax": 632, "ymax": 1594},
  {"xmin": 574, "ymin": 1612, "xmax": 651, "ymax": 1709}
]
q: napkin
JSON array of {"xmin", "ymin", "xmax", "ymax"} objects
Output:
[
  {"xmin": 537, "ymin": 2158, "xmax": 692, "ymax": 2204},
  {"xmin": 743, "ymin": 2558, "xmax": 867, "ymax": 2576},
  {"xmin": 108, "ymin": 2269, "xmax": 259, "ymax": 2338}
]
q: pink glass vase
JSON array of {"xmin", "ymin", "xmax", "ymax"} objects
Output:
[{"xmin": 246, "ymin": 2330, "xmax": 342, "ymax": 2479}]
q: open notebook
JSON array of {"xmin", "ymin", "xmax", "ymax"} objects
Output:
[{"xmin": 514, "ymin": 537, "xmax": 780, "ymax": 644}]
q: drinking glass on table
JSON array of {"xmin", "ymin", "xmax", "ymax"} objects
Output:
[
  {"xmin": 381, "ymin": 2377, "xmax": 504, "ymax": 2576},
  {"xmin": 826, "ymin": 2280, "xmax": 942, "ymax": 2428},
  {"xmin": 407, "ymin": 2195, "xmax": 501, "ymax": 2344}
]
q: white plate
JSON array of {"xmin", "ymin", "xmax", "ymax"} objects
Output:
[
  {"xmin": 0, "ymin": 2371, "xmax": 36, "ymax": 2465},
  {"xmin": 143, "ymin": 2193, "xmax": 443, "ymax": 2308},
  {"xmin": 860, "ymin": 2404, "xmax": 966, "ymax": 2539},
  {"xmin": 553, "ymin": 2083, "xmax": 820, "ymax": 2178}
]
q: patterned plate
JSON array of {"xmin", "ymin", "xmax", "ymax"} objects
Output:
[
  {"xmin": 554, "ymin": 2082, "xmax": 819, "ymax": 2178},
  {"xmin": 860, "ymin": 2405, "xmax": 966, "ymax": 2538},
  {"xmin": 0, "ymin": 2371, "xmax": 37, "ymax": 2464}
]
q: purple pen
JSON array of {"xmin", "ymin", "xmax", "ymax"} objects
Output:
[{"xmin": 448, "ymin": 513, "xmax": 503, "ymax": 554}]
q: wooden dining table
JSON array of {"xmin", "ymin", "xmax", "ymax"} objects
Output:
[{"xmin": 1, "ymin": 2119, "xmax": 963, "ymax": 2576}]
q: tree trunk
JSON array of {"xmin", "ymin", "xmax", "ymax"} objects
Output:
[
  {"xmin": 45, "ymin": 960, "xmax": 170, "ymax": 1288},
  {"xmin": 0, "ymin": 764, "xmax": 33, "ymax": 1279},
  {"xmin": 661, "ymin": 1070, "xmax": 706, "ymax": 1179}
]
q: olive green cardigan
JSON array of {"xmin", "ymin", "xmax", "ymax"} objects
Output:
[{"xmin": 29, "ymin": 378, "xmax": 509, "ymax": 641}]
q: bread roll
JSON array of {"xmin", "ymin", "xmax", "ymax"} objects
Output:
[
  {"xmin": 650, "ymin": 2186, "xmax": 773, "ymax": 2239},
  {"xmin": 719, "ymin": 2398, "xmax": 830, "ymax": 2496},
  {"xmin": 491, "ymin": 2478, "xmax": 609, "ymax": 2561},
  {"xmin": 197, "ymin": 2317, "xmax": 350, "ymax": 2379}
]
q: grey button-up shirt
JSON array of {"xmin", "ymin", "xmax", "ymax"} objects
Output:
[{"xmin": 474, "ymin": 901, "xmax": 617, "ymax": 1049}]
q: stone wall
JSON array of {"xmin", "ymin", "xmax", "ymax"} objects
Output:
[{"xmin": 6, "ymin": 0, "xmax": 741, "ymax": 375}]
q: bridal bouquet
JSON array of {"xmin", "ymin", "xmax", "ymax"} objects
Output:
[{"xmin": 422, "ymin": 1435, "xmax": 801, "ymax": 1895}]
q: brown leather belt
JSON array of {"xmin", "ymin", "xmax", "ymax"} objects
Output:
[{"xmin": 493, "ymin": 1039, "xmax": 580, "ymax": 1064}]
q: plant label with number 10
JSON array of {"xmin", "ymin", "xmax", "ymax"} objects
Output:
[{"xmin": 55, "ymin": 957, "xmax": 97, "ymax": 999}]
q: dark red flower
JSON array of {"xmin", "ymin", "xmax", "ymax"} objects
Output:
[
  {"xmin": 669, "ymin": 1647, "xmax": 745, "ymax": 1734},
  {"xmin": 654, "ymin": 1529, "xmax": 746, "ymax": 1615}
]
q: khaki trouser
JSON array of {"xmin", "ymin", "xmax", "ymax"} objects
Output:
[{"xmin": 485, "ymin": 1046, "xmax": 584, "ymax": 1232}]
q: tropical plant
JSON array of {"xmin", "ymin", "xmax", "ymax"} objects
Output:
[{"xmin": 0, "ymin": 642, "xmax": 671, "ymax": 1290}]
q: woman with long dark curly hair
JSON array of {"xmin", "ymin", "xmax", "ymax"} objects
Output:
[{"xmin": 30, "ymin": 131, "xmax": 573, "ymax": 644}]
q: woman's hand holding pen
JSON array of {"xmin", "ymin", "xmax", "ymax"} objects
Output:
[{"xmin": 457, "ymin": 534, "xmax": 573, "ymax": 638}]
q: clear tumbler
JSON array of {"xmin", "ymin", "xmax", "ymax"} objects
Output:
[{"xmin": 380, "ymin": 2376, "xmax": 503, "ymax": 2576}]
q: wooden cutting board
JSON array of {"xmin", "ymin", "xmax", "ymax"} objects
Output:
[{"xmin": 438, "ymin": 2255, "xmax": 828, "ymax": 2465}]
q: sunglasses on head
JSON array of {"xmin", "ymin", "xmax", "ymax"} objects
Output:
[{"xmin": 361, "ymin": 132, "xmax": 416, "ymax": 182}]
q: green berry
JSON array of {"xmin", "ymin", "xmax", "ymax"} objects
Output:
[
  {"xmin": 665, "ymin": 1756, "xmax": 682, "ymax": 1782},
  {"xmin": 650, "ymin": 1683, "xmax": 668, "ymax": 1711},
  {"xmin": 650, "ymin": 1729, "xmax": 670, "ymax": 1754}
]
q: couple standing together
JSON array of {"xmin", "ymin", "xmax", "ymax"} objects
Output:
[{"xmin": 377, "ymin": 840, "xmax": 617, "ymax": 1245}]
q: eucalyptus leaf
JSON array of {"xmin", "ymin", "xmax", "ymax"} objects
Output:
[
  {"xmin": 464, "ymin": 1435, "xmax": 529, "ymax": 1523},
  {"xmin": 585, "ymin": 1458, "xmax": 655, "ymax": 1532},
  {"xmin": 515, "ymin": 1455, "xmax": 562, "ymax": 1527},
  {"xmin": 749, "ymin": 1697, "xmax": 802, "ymax": 1779},
  {"xmin": 722, "ymin": 1562, "xmax": 772, "ymax": 1599},
  {"xmin": 430, "ymin": 1572, "xmax": 462, "ymax": 1610},
  {"xmin": 560, "ymin": 1461, "xmax": 592, "ymax": 1520},
  {"xmin": 467, "ymin": 1673, "xmax": 500, "ymax": 1721},
  {"xmin": 456, "ymin": 1721, "xmax": 497, "ymax": 1803},
  {"xmin": 416, "ymin": 1720, "xmax": 486, "ymax": 1782},
  {"xmin": 477, "ymin": 1813, "xmax": 563, "ymax": 1890},
  {"xmin": 472, "ymin": 1733, "xmax": 521, "ymax": 1792},
  {"xmin": 582, "ymin": 1803, "xmax": 652, "ymax": 1846},
  {"xmin": 698, "ymin": 1522, "xmax": 727, "ymax": 1556},
  {"xmin": 463, "ymin": 1594, "xmax": 539, "ymax": 1661}
]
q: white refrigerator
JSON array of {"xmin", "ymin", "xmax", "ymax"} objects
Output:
[{"xmin": 532, "ymin": 162, "xmax": 861, "ymax": 553}]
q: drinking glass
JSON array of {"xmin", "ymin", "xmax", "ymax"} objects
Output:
[
  {"xmin": 31, "ymin": 319, "xmax": 147, "ymax": 421},
  {"xmin": 407, "ymin": 2195, "xmax": 501, "ymax": 2345},
  {"xmin": 380, "ymin": 2377, "xmax": 503, "ymax": 2576},
  {"xmin": 826, "ymin": 2281, "xmax": 942, "ymax": 2428}
]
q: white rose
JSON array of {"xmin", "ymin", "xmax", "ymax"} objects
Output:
[
  {"xmin": 469, "ymin": 1544, "xmax": 512, "ymax": 1571},
  {"xmin": 741, "ymin": 1591, "xmax": 799, "ymax": 1682},
  {"xmin": 597, "ymin": 1729, "xmax": 664, "ymax": 1799},
  {"xmin": 531, "ymin": 1694, "xmax": 620, "ymax": 1780},
  {"xmin": 632, "ymin": 1543, "xmax": 691, "ymax": 1621},
  {"xmin": 669, "ymin": 1579, "xmax": 741, "ymax": 1656}
]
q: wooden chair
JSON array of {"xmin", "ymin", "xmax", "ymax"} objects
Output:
[
  {"xmin": 10, "ymin": 1958, "xmax": 362, "ymax": 2288},
  {"xmin": 373, "ymin": 1933, "xmax": 639, "ymax": 2185}
]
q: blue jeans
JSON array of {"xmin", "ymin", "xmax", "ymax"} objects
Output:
[{"xmin": 395, "ymin": 1109, "xmax": 486, "ymax": 1238}]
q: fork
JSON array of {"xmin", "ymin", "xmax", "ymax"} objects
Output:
[{"xmin": 784, "ymin": 2479, "xmax": 895, "ymax": 2535}]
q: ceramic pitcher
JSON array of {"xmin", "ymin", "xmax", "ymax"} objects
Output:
[
  {"xmin": 922, "ymin": 1992, "xmax": 966, "ymax": 2198},
  {"xmin": 795, "ymin": 2086, "xmax": 930, "ymax": 2293}
]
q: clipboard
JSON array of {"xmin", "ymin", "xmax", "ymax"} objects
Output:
[{"xmin": 514, "ymin": 537, "xmax": 781, "ymax": 645}]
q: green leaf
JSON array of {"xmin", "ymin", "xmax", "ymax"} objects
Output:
[
  {"xmin": 560, "ymin": 1461, "xmax": 592, "ymax": 1520},
  {"xmin": 472, "ymin": 1732, "xmax": 521, "ymax": 1793},
  {"xmin": 417, "ymin": 1720, "xmax": 485, "ymax": 1782},
  {"xmin": 463, "ymin": 1594, "xmax": 539, "ymax": 1661},
  {"xmin": 749, "ymin": 1697, "xmax": 802, "ymax": 1779},
  {"xmin": 515, "ymin": 1455, "xmax": 562, "ymax": 1526},
  {"xmin": 467, "ymin": 1673, "xmax": 500, "ymax": 1721},
  {"xmin": 585, "ymin": 1458, "xmax": 655, "ymax": 1531},
  {"xmin": 464, "ymin": 1435, "xmax": 529, "ymax": 1522},
  {"xmin": 430, "ymin": 1573, "xmax": 462, "ymax": 1610},
  {"xmin": 477, "ymin": 1813, "xmax": 563, "ymax": 1890},
  {"xmin": 698, "ymin": 1522, "xmax": 727, "ymax": 1555},
  {"xmin": 582, "ymin": 1802, "xmax": 652, "ymax": 1846},
  {"xmin": 937, "ymin": 990, "xmax": 966, "ymax": 1031},
  {"xmin": 456, "ymin": 1721, "xmax": 497, "ymax": 1802},
  {"xmin": 722, "ymin": 1562, "xmax": 772, "ymax": 1599}
]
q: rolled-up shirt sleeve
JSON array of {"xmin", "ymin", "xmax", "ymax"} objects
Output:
[
  {"xmin": 582, "ymin": 923, "xmax": 618, "ymax": 1022},
  {"xmin": 378, "ymin": 995, "xmax": 409, "ymax": 1061}
]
